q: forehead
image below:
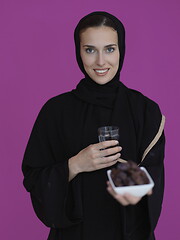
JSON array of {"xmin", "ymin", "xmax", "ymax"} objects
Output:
[{"xmin": 80, "ymin": 26, "xmax": 118, "ymax": 46}]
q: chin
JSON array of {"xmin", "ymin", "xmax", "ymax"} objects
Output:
[{"xmin": 92, "ymin": 77, "xmax": 113, "ymax": 85}]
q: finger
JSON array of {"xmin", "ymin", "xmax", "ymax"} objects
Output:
[
  {"xmin": 95, "ymin": 140, "xmax": 120, "ymax": 150},
  {"xmin": 117, "ymin": 158, "xmax": 128, "ymax": 163},
  {"xmin": 100, "ymin": 146, "xmax": 122, "ymax": 157},
  {"xmin": 96, "ymin": 158, "xmax": 119, "ymax": 169},
  {"xmin": 147, "ymin": 189, "xmax": 153, "ymax": 195},
  {"xmin": 106, "ymin": 182, "xmax": 118, "ymax": 198},
  {"xmin": 107, "ymin": 182, "xmax": 129, "ymax": 206},
  {"xmin": 114, "ymin": 195, "xmax": 130, "ymax": 206},
  {"xmin": 99, "ymin": 153, "xmax": 121, "ymax": 164},
  {"xmin": 123, "ymin": 193, "xmax": 141, "ymax": 205}
]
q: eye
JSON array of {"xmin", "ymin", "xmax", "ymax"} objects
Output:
[
  {"xmin": 106, "ymin": 47, "xmax": 115, "ymax": 53},
  {"xmin": 85, "ymin": 48, "xmax": 95, "ymax": 54}
]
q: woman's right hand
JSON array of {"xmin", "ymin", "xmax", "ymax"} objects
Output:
[{"xmin": 68, "ymin": 140, "xmax": 122, "ymax": 181}]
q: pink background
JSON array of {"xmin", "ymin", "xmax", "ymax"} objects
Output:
[{"xmin": 1, "ymin": 0, "xmax": 179, "ymax": 239}]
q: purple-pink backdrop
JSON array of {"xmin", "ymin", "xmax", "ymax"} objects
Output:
[{"xmin": 1, "ymin": 0, "xmax": 179, "ymax": 239}]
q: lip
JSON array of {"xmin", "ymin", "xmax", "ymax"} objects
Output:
[{"xmin": 94, "ymin": 68, "xmax": 110, "ymax": 76}]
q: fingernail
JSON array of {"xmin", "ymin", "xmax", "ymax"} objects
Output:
[{"xmin": 115, "ymin": 140, "xmax": 118, "ymax": 144}]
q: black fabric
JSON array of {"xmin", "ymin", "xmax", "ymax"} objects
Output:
[
  {"xmin": 22, "ymin": 11, "xmax": 165, "ymax": 240},
  {"xmin": 22, "ymin": 89, "xmax": 165, "ymax": 240}
]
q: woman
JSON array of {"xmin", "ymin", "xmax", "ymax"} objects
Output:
[{"xmin": 22, "ymin": 11, "xmax": 165, "ymax": 240}]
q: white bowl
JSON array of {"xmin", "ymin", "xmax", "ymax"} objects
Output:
[{"xmin": 107, "ymin": 167, "xmax": 154, "ymax": 197}]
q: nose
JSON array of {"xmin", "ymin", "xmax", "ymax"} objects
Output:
[{"xmin": 96, "ymin": 52, "xmax": 105, "ymax": 66}]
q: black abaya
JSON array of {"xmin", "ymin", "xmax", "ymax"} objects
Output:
[{"xmin": 22, "ymin": 81, "xmax": 165, "ymax": 240}]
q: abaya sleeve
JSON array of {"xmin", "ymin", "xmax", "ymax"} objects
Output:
[
  {"xmin": 22, "ymin": 98, "xmax": 82, "ymax": 228},
  {"xmin": 124, "ymin": 96, "xmax": 165, "ymax": 240},
  {"xmin": 139, "ymin": 98, "xmax": 165, "ymax": 233}
]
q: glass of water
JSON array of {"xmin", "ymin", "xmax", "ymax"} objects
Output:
[{"xmin": 98, "ymin": 126, "xmax": 119, "ymax": 143}]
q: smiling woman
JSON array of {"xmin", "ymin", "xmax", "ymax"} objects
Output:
[{"xmin": 22, "ymin": 11, "xmax": 165, "ymax": 240}]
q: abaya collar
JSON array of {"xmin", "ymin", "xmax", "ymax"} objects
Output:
[
  {"xmin": 72, "ymin": 11, "xmax": 126, "ymax": 108},
  {"xmin": 73, "ymin": 78, "xmax": 120, "ymax": 109}
]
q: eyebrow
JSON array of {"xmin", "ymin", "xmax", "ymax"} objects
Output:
[{"xmin": 82, "ymin": 44, "xmax": 117, "ymax": 48}]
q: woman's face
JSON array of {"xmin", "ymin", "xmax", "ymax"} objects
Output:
[{"xmin": 80, "ymin": 26, "xmax": 120, "ymax": 85}]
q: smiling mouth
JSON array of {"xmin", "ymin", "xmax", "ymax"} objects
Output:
[{"xmin": 94, "ymin": 68, "xmax": 109, "ymax": 76}]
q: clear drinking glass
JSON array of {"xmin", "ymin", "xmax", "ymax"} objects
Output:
[{"xmin": 98, "ymin": 126, "xmax": 119, "ymax": 143}]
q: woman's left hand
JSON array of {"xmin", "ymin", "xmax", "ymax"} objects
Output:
[{"xmin": 107, "ymin": 181, "xmax": 152, "ymax": 206}]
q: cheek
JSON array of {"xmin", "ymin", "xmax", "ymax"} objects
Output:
[
  {"xmin": 112, "ymin": 53, "xmax": 120, "ymax": 68},
  {"xmin": 81, "ymin": 54, "xmax": 94, "ymax": 68}
]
